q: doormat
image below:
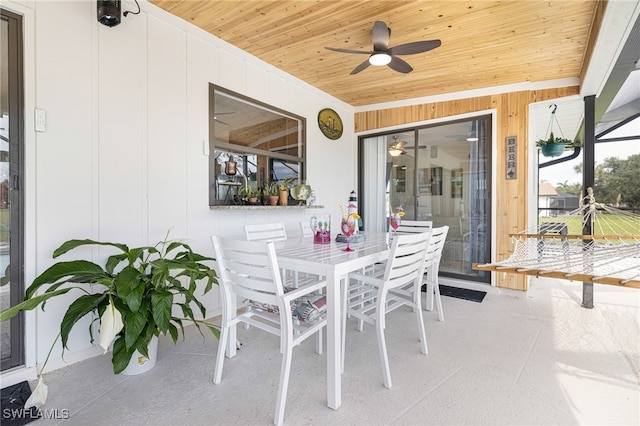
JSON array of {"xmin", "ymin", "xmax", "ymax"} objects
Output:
[
  {"xmin": 1, "ymin": 381, "xmax": 41, "ymax": 425},
  {"xmin": 428, "ymin": 284, "xmax": 487, "ymax": 303}
]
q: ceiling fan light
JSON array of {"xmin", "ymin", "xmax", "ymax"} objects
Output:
[
  {"xmin": 369, "ymin": 53, "xmax": 391, "ymax": 66},
  {"xmin": 388, "ymin": 147, "xmax": 403, "ymax": 157}
]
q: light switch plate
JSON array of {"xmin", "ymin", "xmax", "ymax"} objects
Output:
[{"xmin": 35, "ymin": 109, "xmax": 46, "ymax": 132}]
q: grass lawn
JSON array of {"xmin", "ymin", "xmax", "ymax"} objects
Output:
[{"xmin": 539, "ymin": 213, "xmax": 640, "ymax": 236}]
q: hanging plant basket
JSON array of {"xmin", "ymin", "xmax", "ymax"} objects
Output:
[
  {"xmin": 540, "ymin": 142, "xmax": 566, "ymax": 157},
  {"xmin": 535, "ymin": 104, "xmax": 576, "ymax": 158}
]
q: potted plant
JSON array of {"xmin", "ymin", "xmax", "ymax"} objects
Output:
[
  {"xmin": 238, "ymin": 184, "xmax": 258, "ymax": 203},
  {"xmin": 266, "ymin": 181, "xmax": 280, "ymax": 206},
  {"xmin": 278, "ymin": 178, "xmax": 294, "ymax": 206},
  {"xmin": 0, "ymin": 232, "xmax": 219, "ymax": 378},
  {"xmin": 535, "ymin": 131, "xmax": 576, "ymax": 157}
]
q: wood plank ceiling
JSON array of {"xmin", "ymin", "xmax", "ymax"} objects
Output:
[{"xmin": 150, "ymin": 0, "xmax": 598, "ymax": 107}]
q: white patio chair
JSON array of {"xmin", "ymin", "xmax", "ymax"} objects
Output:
[
  {"xmin": 420, "ymin": 225, "xmax": 449, "ymax": 321},
  {"xmin": 211, "ymin": 236, "xmax": 327, "ymax": 426},
  {"xmin": 395, "ymin": 222, "xmax": 448, "ymax": 321},
  {"xmin": 344, "ymin": 232, "xmax": 431, "ymax": 389},
  {"xmin": 244, "ymin": 222, "xmax": 320, "ymax": 286}
]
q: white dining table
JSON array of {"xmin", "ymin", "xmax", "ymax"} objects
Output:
[{"xmin": 273, "ymin": 232, "xmax": 392, "ymax": 410}]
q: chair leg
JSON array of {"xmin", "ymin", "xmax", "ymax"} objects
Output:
[
  {"xmin": 414, "ymin": 283, "xmax": 429, "ymax": 355},
  {"xmin": 375, "ymin": 315, "xmax": 392, "ymax": 389},
  {"xmin": 341, "ymin": 277, "xmax": 348, "ymax": 373},
  {"xmin": 315, "ymin": 328, "xmax": 323, "ymax": 355},
  {"xmin": 213, "ymin": 324, "xmax": 229, "ymax": 384},
  {"xmin": 375, "ymin": 290, "xmax": 392, "ymax": 389},
  {"xmin": 274, "ymin": 342, "xmax": 294, "ymax": 426},
  {"xmin": 433, "ymin": 280, "xmax": 445, "ymax": 322},
  {"xmin": 425, "ymin": 277, "xmax": 435, "ymax": 312}
]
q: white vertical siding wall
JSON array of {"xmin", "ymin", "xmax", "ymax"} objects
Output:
[{"xmin": 5, "ymin": 0, "xmax": 353, "ymax": 375}]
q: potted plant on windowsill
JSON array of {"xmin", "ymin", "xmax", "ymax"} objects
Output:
[
  {"xmin": 238, "ymin": 185, "xmax": 258, "ymax": 204},
  {"xmin": 266, "ymin": 181, "xmax": 280, "ymax": 206},
  {"xmin": 0, "ymin": 231, "xmax": 218, "ymax": 405},
  {"xmin": 535, "ymin": 131, "xmax": 576, "ymax": 157}
]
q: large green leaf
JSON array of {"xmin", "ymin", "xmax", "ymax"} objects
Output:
[
  {"xmin": 26, "ymin": 261, "xmax": 109, "ymax": 298},
  {"xmin": 199, "ymin": 321, "xmax": 221, "ymax": 340},
  {"xmin": 105, "ymin": 253, "xmax": 127, "ymax": 274},
  {"xmin": 133, "ymin": 326, "xmax": 156, "ymax": 359},
  {"xmin": 171, "ymin": 318, "xmax": 185, "ymax": 343},
  {"xmin": 124, "ymin": 308, "xmax": 148, "ymax": 350},
  {"xmin": 151, "ymin": 290, "xmax": 172, "ymax": 333},
  {"xmin": 167, "ymin": 322, "xmax": 179, "ymax": 343},
  {"xmin": 189, "ymin": 295, "xmax": 208, "ymax": 319},
  {"xmin": 202, "ymin": 270, "xmax": 218, "ymax": 294},
  {"xmin": 111, "ymin": 335, "xmax": 136, "ymax": 374},
  {"xmin": 60, "ymin": 293, "xmax": 108, "ymax": 349},
  {"xmin": 53, "ymin": 239, "xmax": 129, "ymax": 258},
  {"xmin": 163, "ymin": 258, "xmax": 201, "ymax": 273},
  {"xmin": 114, "ymin": 266, "xmax": 144, "ymax": 312},
  {"xmin": 179, "ymin": 303, "xmax": 195, "ymax": 322},
  {"xmin": 126, "ymin": 247, "xmax": 149, "ymax": 266},
  {"xmin": 167, "ymin": 240, "xmax": 189, "ymax": 252},
  {"xmin": 0, "ymin": 288, "xmax": 73, "ymax": 321}
]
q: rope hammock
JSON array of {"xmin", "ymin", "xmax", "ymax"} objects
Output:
[{"xmin": 474, "ymin": 188, "xmax": 640, "ymax": 288}]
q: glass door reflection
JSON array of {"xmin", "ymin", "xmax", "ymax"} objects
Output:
[{"xmin": 362, "ymin": 116, "xmax": 491, "ymax": 283}]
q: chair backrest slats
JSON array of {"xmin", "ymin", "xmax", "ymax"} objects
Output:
[
  {"xmin": 395, "ymin": 220, "xmax": 433, "ymax": 234},
  {"xmin": 424, "ymin": 226, "xmax": 449, "ymax": 270},
  {"xmin": 211, "ymin": 235, "xmax": 284, "ymax": 307},
  {"xmin": 415, "ymin": 225, "xmax": 449, "ymax": 287},
  {"xmin": 244, "ymin": 223, "xmax": 287, "ymax": 241},
  {"xmin": 394, "ymin": 222, "xmax": 449, "ymax": 274},
  {"xmin": 385, "ymin": 233, "xmax": 431, "ymax": 289}
]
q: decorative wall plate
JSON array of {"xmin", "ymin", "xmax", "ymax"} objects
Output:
[{"xmin": 318, "ymin": 108, "xmax": 343, "ymax": 140}]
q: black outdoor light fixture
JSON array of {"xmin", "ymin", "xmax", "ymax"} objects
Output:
[
  {"xmin": 97, "ymin": 0, "xmax": 121, "ymax": 27},
  {"xmin": 97, "ymin": 0, "xmax": 140, "ymax": 27}
]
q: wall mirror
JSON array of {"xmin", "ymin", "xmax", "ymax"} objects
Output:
[{"xmin": 209, "ymin": 84, "xmax": 306, "ymax": 206}]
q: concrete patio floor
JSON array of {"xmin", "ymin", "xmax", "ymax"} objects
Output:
[{"xmin": 24, "ymin": 277, "xmax": 640, "ymax": 425}]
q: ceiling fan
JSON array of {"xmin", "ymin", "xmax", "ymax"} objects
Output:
[
  {"xmin": 325, "ymin": 20, "xmax": 441, "ymax": 75},
  {"xmin": 388, "ymin": 136, "xmax": 406, "ymax": 157}
]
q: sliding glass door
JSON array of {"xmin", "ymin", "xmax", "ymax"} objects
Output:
[
  {"xmin": 359, "ymin": 115, "xmax": 491, "ymax": 283},
  {"xmin": 1, "ymin": 8, "xmax": 25, "ymax": 370}
]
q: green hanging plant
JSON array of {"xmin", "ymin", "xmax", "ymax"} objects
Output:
[
  {"xmin": 535, "ymin": 131, "xmax": 575, "ymax": 148},
  {"xmin": 535, "ymin": 104, "xmax": 580, "ymax": 157}
]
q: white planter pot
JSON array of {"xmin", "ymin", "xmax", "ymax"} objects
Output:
[{"xmin": 121, "ymin": 335, "xmax": 158, "ymax": 376}]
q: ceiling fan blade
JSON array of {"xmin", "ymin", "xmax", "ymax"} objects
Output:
[
  {"xmin": 388, "ymin": 56, "xmax": 413, "ymax": 74},
  {"xmin": 325, "ymin": 46, "xmax": 372, "ymax": 55},
  {"xmin": 350, "ymin": 59, "xmax": 371, "ymax": 75},
  {"xmin": 390, "ymin": 39, "xmax": 442, "ymax": 55},
  {"xmin": 372, "ymin": 21, "xmax": 390, "ymax": 51}
]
